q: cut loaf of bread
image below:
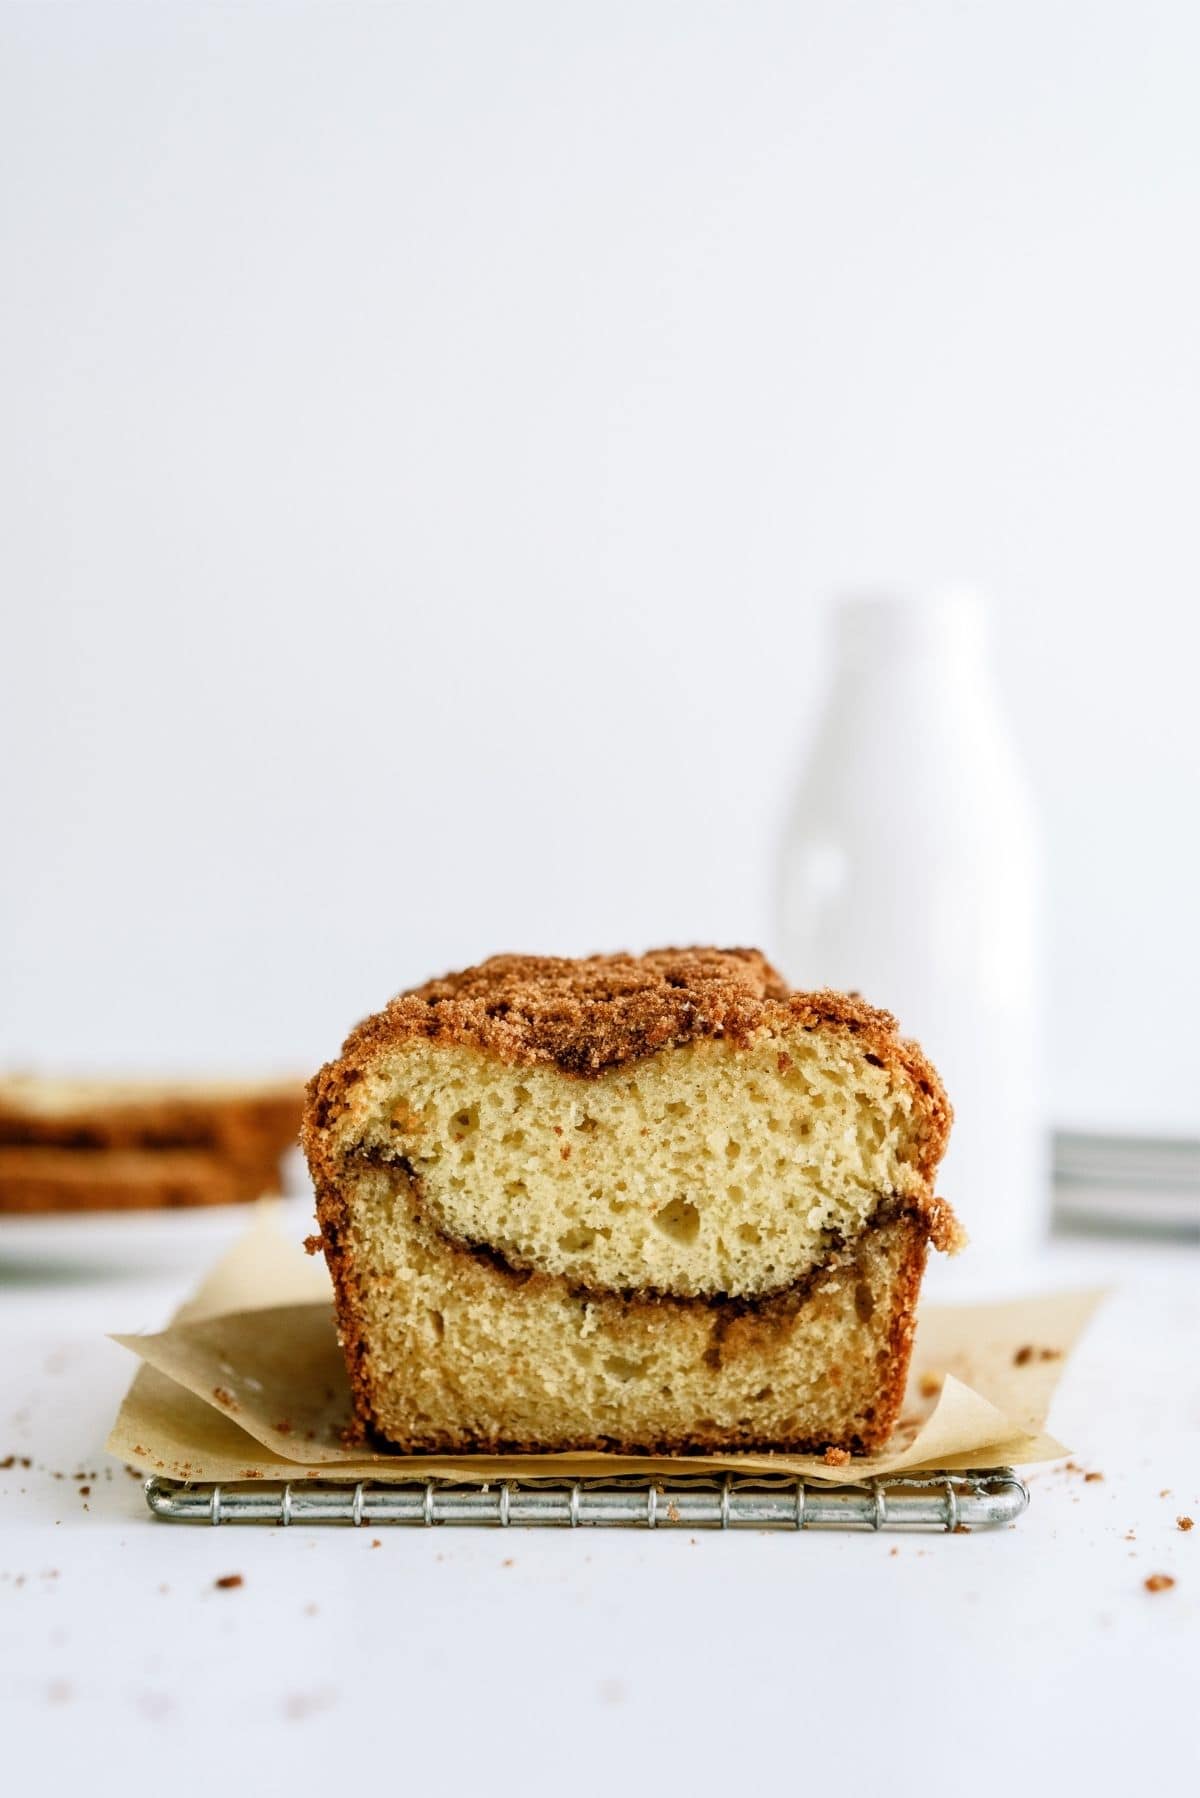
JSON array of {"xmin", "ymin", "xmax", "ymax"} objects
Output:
[{"xmin": 304, "ymin": 948, "xmax": 959, "ymax": 1455}]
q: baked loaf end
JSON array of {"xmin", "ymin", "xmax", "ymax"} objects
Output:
[
  {"xmin": 304, "ymin": 948, "xmax": 959, "ymax": 1455},
  {"xmin": 0, "ymin": 1075, "xmax": 303, "ymax": 1213}
]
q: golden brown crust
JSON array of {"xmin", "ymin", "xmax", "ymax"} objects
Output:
[
  {"xmin": 0, "ymin": 1076, "xmax": 303, "ymax": 1160},
  {"xmin": 0, "ymin": 1145, "xmax": 285, "ymax": 1214},
  {"xmin": 306, "ymin": 947, "xmax": 952, "ymax": 1189},
  {"xmin": 0, "ymin": 1076, "xmax": 303, "ymax": 1213}
]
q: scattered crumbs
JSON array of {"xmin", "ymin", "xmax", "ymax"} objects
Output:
[
  {"xmin": 212, "ymin": 1387, "xmax": 237, "ymax": 1410},
  {"xmin": 283, "ymin": 1688, "xmax": 337, "ymax": 1722},
  {"xmin": 303, "ymin": 1233, "xmax": 324, "ymax": 1256},
  {"xmin": 1178, "ymin": 1517, "xmax": 1194, "ymax": 1532},
  {"xmin": 1159, "ymin": 1489, "xmax": 1172, "ymax": 1499},
  {"xmin": 371, "ymin": 1538, "xmax": 382, "ymax": 1549},
  {"xmin": 273, "ymin": 1420, "xmax": 293, "ymax": 1436},
  {"xmin": 78, "ymin": 1485, "xmax": 90, "ymax": 1498},
  {"xmin": 952, "ymin": 1524, "xmax": 972, "ymax": 1535},
  {"xmin": 1039, "ymin": 1347, "xmax": 1062, "ymax": 1361},
  {"xmin": 918, "ymin": 1373, "xmax": 942, "ymax": 1399},
  {"xmin": 666, "ymin": 1502, "xmax": 681, "ymax": 1524},
  {"xmin": 502, "ymin": 1557, "xmax": 515, "ymax": 1568},
  {"xmin": 889, "ymin": 1546, "xmax": 899, "ymax": 1557},
  {"xmin": 689, "ymin": 1537, "xmax": 697, "ymax": 1546},
  {"xmin": 0, "ymin": 1454, "xmax": 32, "ymax": 1470},
  {"xmin": 822, "ymin": 1447, "xmax": 851, "ymax": 1468},
  {"xmin": 1125, "ymin": 1531, "xmax": 1137, "ymax": 1541},
  {"xmin": 240, "ymin": 1469, "xmax": 264, "ymax": 1480},
  {"xmin": 125, "ymin": 1466, "xmax": 142, "ymax": 1480},
  {"xmin": 1014, "ymin": 1345, "xmax": 1034, "ymax": 1367},
  {"xmin": 1084, "ymin": 1472, "xmax": 1104, "ymax": 1484},
  {"xmin": 214, "ymin": 1573, "xmax": 244, "ymax": 1591},
  {"xmin": 1144, "ymin": 1573, "xmax": 1176, "ymax": 1594}
]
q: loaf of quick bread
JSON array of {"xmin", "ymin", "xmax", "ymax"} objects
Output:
[
  {"xmin": 303, "ymin": 948, "xmax": 960, "ymax": 1455},
  {"xmin": 0, "ymin": 1075, "xmax": 303, "ymax": 1212}
]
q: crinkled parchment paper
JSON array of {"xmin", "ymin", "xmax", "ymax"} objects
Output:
[{"xmin": 108, "ymin": 1209, "xmax": 1100, "ymax": 1486}]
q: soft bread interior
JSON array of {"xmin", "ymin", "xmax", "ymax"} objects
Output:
[{"xmin": 337, "ymin": 1031, "xmax": 931, "ymax": 1299}]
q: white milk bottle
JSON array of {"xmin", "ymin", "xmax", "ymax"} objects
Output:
[{"xmin": 778, "ymin": 592, "xmax": 1045, "ymax": 1270}]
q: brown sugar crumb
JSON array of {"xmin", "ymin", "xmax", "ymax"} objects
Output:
[
  {"xmin": 78, "ymin": 1485, "xmax": 90, "ymax": 1497},
  {"xmin": 889, "ymin": 1546, "xmax": 899, "ymax": 1557},
  {"xmin": 303, "ymin": 1233, "xmax": 325, "ymax": 1256},
  {"xmin": 1178, "ymin": 1517, "xmax": 1194, "ymax": 1532},
  {"xmin": 918, "ymin": 1373, "xmax": 942, "ymax": 1400},
  {"xmin": 822, "ymin": 1446, "xmax": 851, "ymax": 1468},
  {"xmin": 1144, "ymin": 1573, "xmax": 1176, "ymax": 1593},
  {"xmin": 272, "ymin": 1420, "xmax": 293, "ymax": 1436},
  {"xmin": 214, "ymin": 1573, "xmax": 244, "ymax": 1590},
  {"xmin": 1084, "ymin": 1471, "xmax": 1104, "ymax": 1483},
  {"xmin": 370, "ymin": 1538, "xmax": 382, "ymax": 1548},
  {"xmin": 1013, "ymin": 1345, "xmax": 1034, "ymax": 1367},
  {"xmin": 1160, "ymin": 1489, "xmax": 1172, "ymax": 1499},
  {"xmin": 501, "ymin": 1557, "xmax": 515, "ymax": 1568},
  {"xmin": 952, "ymin": 1523, "xmax": 972, "ymax": 1535},
  {"xmin": 212, "ymin": 1386, "xmax": 237, "ymax": 1409},
  {"xmin": 1038, "ymin": 1347, "xmax": 1062, "ymax": 1361}
]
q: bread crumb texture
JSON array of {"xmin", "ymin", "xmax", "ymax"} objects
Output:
[{"xmin": 304, "ymin": 948, "xmax": 958, "ymax": 1454}]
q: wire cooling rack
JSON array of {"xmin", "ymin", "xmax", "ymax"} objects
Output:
[{"xmin": 144, "ymin": 1467, "xmax": 1027, "ymax": 1532}]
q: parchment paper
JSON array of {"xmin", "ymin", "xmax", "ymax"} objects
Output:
[{"xmin": 108, "ymin": 1208, "xmax": 1100, "ymax": 1485}]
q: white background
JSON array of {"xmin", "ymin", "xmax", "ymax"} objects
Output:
[{"xmin": 2, "ymin": 1, "xmax": 1198, "ymax": 1131}]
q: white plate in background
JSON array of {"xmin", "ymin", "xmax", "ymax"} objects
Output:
[{"xmin": 0, "ymin": 1191, "xmax": 316, "ymax": 1276}]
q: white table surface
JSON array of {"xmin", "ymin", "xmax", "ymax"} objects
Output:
[{"xmin": 2, "ymin": 1221, "xmax": 1197, "ymax": 1797}]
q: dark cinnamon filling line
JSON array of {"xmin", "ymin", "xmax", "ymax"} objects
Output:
[{"xmin": 351, "ymin": 1145, "xmax": 919, "ymax": 1327}]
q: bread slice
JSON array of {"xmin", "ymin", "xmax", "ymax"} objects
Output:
[
  {"xmin": 0, "ymin": 1145, "xmax": 283, "ymax": 1214},
  {"xmin": 304, "ymin": 949, "xmax": 959, "ymax": 1456},
  {"xmin": 0, "ymin": 1076, "xmax": 303, "ymax": 1213}
]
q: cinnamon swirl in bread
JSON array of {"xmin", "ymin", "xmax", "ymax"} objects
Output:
[{"xmin": 303, "ymin": 949, "xmax": 959, "ymax": 1455}]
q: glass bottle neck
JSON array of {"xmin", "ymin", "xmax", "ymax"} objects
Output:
[{"xmin": 834, "ymin": 591, "xmax": 989, "ymax": 678}]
